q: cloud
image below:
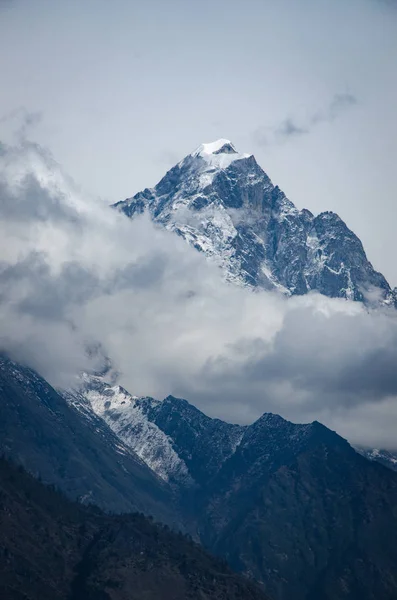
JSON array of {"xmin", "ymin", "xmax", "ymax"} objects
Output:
[
  {"xmin": 1, "ymin": 136, "xmax": 397, "ymax": 449},
  {"xmin": 0, "ymin": 109, "xmax": 42, "ymax": 143},
  {"xmin": 254, "ymin": 92, "xmax": 358, "ymax": 146},
  {"xmin": 275, "ymin": 118, "xmax": 308, "ymax": 139},
  {"xmin": 311, "ymin": 92, "xmax": 357, "ymax": 125}
]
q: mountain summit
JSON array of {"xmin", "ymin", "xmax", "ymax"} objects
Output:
[
  {"xmin": 114, "ymin": 140, "xmax": 395, "ymax": 304},
  {"xmin": 191, "ymin": 138, "xmax": 241, "ymax": 157}
]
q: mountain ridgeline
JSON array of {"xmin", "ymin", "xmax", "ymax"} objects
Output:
[
  {"xmin": 115, "ymin": 139, "xmax": 396, "ymax": 305},
  {"xmin": 2, "ymin": 354, "xmax": 397, "ymax": 599},
  {"xmin": 67, "ymin": 374, "xmax": 397, "ymax": 600}
]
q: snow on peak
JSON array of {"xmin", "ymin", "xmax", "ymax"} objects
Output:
[
  {"xmin": 190, "ymin": 139, "xmax": 252, "ymax": 171},
  {"xmin": 192, "ymin": 139, "xmax": 237, "ymax": 157}
]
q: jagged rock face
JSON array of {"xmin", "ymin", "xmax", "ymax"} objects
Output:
[
  {"xmin": 70, "ymin": 375, "xmax": 245, "ymax": 488},
  {"xmin": 206, "ymin": 438, "xmax": 397, "ymax": 600},
  {"xmin": 140, "ymin": 395, "xmax": 246, "ymax": 487},
  {"xmin": 114, "ymin": 139, "xmax": 393, "ymax": 304},
  {"xmin": 71, "ymin": 375, "xmax": 194, "ymax": 486}
]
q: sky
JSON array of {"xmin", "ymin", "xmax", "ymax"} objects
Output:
[
  {"xmin": 1, "ymin": 0, "xmax": 397, "ymax": 450},
  {"xmin": 0, "ymin": 0, "xmax": 397, "ymax": 283}
]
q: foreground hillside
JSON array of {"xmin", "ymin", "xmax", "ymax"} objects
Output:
[
  {"xmin": 0, "ymin": 355, "xmax": 175, "ymax": 524},
  {"xmin": 0, "ymin": 456, "xmax": 270, "ymax": 600}
]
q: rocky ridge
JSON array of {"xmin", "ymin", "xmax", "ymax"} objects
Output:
[{"xmin": 115, "ymin": 139, "xmax": 396, "ymax": 305}]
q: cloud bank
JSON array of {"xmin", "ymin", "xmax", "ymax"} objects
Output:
[
  {"xmin": 1, "ymin": 138, "xmax": 397, "ymax": 449},
  {"xmin": 254, "ymin": 93, "xmax": 358, "ymax": 146}
]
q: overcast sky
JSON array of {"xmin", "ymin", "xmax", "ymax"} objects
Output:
[{"xmin": 1, "ymin": 0, "xmax": 397, "ymax": 284}]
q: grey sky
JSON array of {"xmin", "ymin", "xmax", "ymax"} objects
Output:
[{"xmin": 1, "ymin": 0, "xmax": 396, "ymax": 283}]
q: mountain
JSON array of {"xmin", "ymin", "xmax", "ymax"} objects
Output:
[
  {"xmin": 67, "ymin": 374, "xmax": 195, "ymax": 487},
  {"xmin": 197, "ymin": 418, "xmax": 397, "ymax": 600},
  {"xmin": 114, "ymin": 139, "xmax": 396, "ymax": 305},
  {"xmin": 69, "ymin": 373, "xmax": 245, "ymax": 488},
  {"xmin": 70, "ymin": 374, "xmax": 397, "ymax": 600},
  {"xmin": 0, "ymin": 355, "xmax": 176, "ymax": 523},
  {"xmin": 356, "ymin": 447, "xmax": 397, "ymax": 472},
  {"xmin": 0, "ymin": 456, "xmax": 270, "ymax": 600},
  {"xmin": 2, "ymin": 356, "xmax": 397, "ymax": 599}
]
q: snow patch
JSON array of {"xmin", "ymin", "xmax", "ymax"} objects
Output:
[
  {"xmin": 192, "ymin": 139, "xmax": 237, "ymax": 156},
  {"xmin": 77, "ymin": 374, "xmax": 193, "ymax": 485},
  {"xmin": 191, "ymin": 139, "xmax": 252, "ymax": 172}
]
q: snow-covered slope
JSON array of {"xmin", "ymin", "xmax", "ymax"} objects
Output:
[
  {"xmin": 356, "ymin": 447, "xmax": 397, "ymax": 472},
  {"xmin": 114, "ymin": 139, "xmax": 395, "ymax": 304},
  {"xmin": 66, "ymin": 372, "xmax": 349, "ymax": 493},
  {"xmin": 67, "ymin": 374, "xmax": 193, "ymax": 486},
  {"xmin": 66, "ymin": 371, "xmax": 397, "ymax": 487},
  {"xmin": 66, "ymin": 373, "xmax": 247, "ymax": 487},
  {"xmin": 0, "ymin": 355, "xmax": 175, "ymax": 519}
]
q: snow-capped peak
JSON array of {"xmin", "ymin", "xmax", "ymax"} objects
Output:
[
  {"xmin": 114, "ymin": 138, "xmax": 394, "ymax": 305},
  {"xmin": 190, "ymin": 139, "xmax": 252, "ymax": 170},
  {"xmin": 192, "ymin": 139, "xmax": 237, "ymax": 156}
]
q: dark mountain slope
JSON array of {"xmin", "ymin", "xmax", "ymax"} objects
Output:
[
  {"xmin": 73, "ymin": 378, "xmax": 397, "ymax": 600},
  {"xmin": 0, "ymin": 355, "xmax": 174, "ymax": 522},
  {"xmin": 141, "ymin": 394, "xmax": 246, "ymax": 486},
  {"xmin": 2, "ymin": 356, "xmax": 396, "ymax": 599},
  {"xmin": 0, "ymin": 456, "xmax": 271, "ymax": 600},
  {"xmin": 139, "ymin": 400, "xmax": 397, "ymax": 599},
  {"xmin": 199, "ymin": 420, "xmax": 397, "ymax": 600}
]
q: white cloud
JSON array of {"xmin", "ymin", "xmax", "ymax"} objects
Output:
[{"xmin": 1, "ymin": 138, "xmax": 397, "ymax": 448}]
